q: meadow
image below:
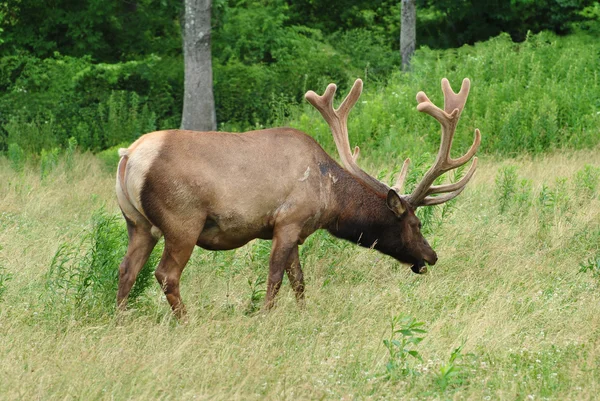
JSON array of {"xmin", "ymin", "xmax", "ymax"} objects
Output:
[
  {"xmin": 1, "ymin": 143, "xmax": 600, "ymax": 399},
  {"xmin": 1, "ymin": 27, "xmax": 600, "ymax": 400}
]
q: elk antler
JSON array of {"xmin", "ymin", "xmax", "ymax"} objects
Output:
[
  {"xmin": 399, "ymin": 78, "xmax": 481, "ymax": 207},
  {"xmin": 305, "ymin": 79, "xmax": 390, "ymax": 194},
  {"xmin": 305, "ymin": 78, "xmax": 481, "ymax": 208}
]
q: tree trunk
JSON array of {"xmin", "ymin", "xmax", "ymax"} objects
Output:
[
  {"xmin": 400, "ymin": 0, "xmax": 416, "ymax": 71},
  {"xmin": 181, "ymin": 0, "xmax": 216, "ymax": 131}
]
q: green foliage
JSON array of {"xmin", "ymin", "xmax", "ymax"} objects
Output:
[
  {"xmin": 2, "ymin": 1, "xmax": 599, "ymax": 157},
  {"xmin": 46, "ymin": 210, "xmax": 160, "ymax": 319},
  {"xmin": 574, "ymin": 164, "xmax": 600, "ymax": 200},
  {"xmin": 245, "ymin": 276, "xmax": 266, "ymax": 315},
  {"xmin": 0, "ymin": 0, "xmax": 181, "ymax": 61},
  {"xmin": 291, "ymin": 30, "xmax": 600, "ymax": 163},
  {"xmin": 495, "ymin": 166, "xmax": 531, "ymax": 215},
  {"xmin": 213, "ymin": 1, "xmax": 351, "ymax": 126},
  {"xmin": 536, "ymin": 178, "xmax": 572, "ymax": 245},
  {"xmin": 64, "ymin": 137, "xmax": 77, "ymax": 171},
  {"xmin": 96, "ymin": 144, "xmax": 127, "ymax": 173},
  {"xmin": 96, "ymin": 91, "xmax": 157, "ymax": 149},
  {"xmin": 7, "ymin": 143, "xmax": 25, "ymax": 172},
  {"xmin": 0, "ymin": 54, "xmax": 170, "ymax": 153},
  {"xmin": 417, "ymin": 0, "xmax": 595, "ymax": 48},
  {"xmin": 4, "ymin": 114, "xmax": 57, "ymax": 154},
  {"xmin": 434, "ymin": 340, "xmax": 468, "ymax": 392},
  {"xmin": 579, "ymin": 255, "xmax": 600, "ymax": 278},
  {"xmin": 39, "ymin": 147, "xmax": 60, "ymax": 180},
  {"xmin": 328, "ymin": 28, "xmax": 400, "ymax": 82},
  {"xmin": 383, "ymin": 314, "xmax": 427, "ymax": 381}
]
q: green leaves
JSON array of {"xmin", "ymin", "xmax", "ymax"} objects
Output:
[
  {"xmin": 434, "ymin": 340, "xmax": 468, "ymax": 391},
  {"xmin": 383, "ymin": 314, "xmax": 427, "ymax": 380},
  {"xmin": 45, "ymin": 209, "xmax": 161, "ymax": 320}
]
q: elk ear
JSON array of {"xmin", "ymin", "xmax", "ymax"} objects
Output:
[{"xmin": 386, "ymin": 190, "xmax": 406, "ymax": 217}]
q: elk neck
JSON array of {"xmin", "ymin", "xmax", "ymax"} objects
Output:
[{"xmin": 324, "ymin": 165, "xmax": 393, "ymax": 249}]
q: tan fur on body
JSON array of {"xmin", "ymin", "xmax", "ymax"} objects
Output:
[{"xmin": 116, "ymin": 129, "xmax": 351, "ymax": 315}]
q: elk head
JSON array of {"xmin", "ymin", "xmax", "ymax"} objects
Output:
[{"xmin": 305, "ymin": 78, "xmax": 481, "ymax": 273}]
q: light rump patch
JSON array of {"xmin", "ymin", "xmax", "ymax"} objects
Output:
[{"xmin": 122, "ymin": 131, "xmax": 167, "ymax": 222}]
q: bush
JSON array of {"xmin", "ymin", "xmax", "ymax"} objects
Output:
[
  {"xmin": 7, "ymin": 143, "xmax": 25, "ymax": 172},
  {"xmin": 0, "ymin": 54, "xmax": 173, "ymax": 152},
  {"xmin": 290, "ymin": 30, "xmax": 600, "ymax": 160},
  {"xmin": 45, "ymin": 210, "xmax": 161, "ymax": 319}
]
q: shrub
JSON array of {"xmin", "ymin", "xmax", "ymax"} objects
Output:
[
  {"xmin": 574, "ymin": 164, "xmax": 600, "ymax": 200},
  {"xmin": 45, "ymin": 209, "xmax": 161, "ymax": 319},
  {"xmin": 7, "ymin": 143, "xmax": 25, "ymax": 172},
  {"xmin": 39, "ymin": 147, "xmax": 60, "ymax": 180}
]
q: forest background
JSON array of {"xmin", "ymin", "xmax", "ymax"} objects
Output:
[{"xmin": 1, "ymin": 0, "xmax": 599, "ymax": 157}]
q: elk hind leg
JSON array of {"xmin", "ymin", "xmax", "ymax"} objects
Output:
[
  {"xmin": 154, "ymin": 237, "xmax": 197, "ymax": 319},
  {"xmin": 117, "ymin": 219, "xmax": 158, "ymax": 310}
]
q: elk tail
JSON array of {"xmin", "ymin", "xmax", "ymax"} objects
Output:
[{"xmin": 117, "ymin": 150, "xmax": 133, "ymax": 205}]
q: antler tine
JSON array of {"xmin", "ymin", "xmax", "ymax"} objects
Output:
[
  {"xmin": 352, "ymin": 146, "xmax": 360, "ymax": 162},
  {"xmin": 405, "ymin": 78, "xmax": 481, "ymax": 207},
  {"xmin": 305, "ymin": 79, "xmax": 390, "ymax": 194},
  {"xmin": 392, "ymin": 158, "xmax": 411, "ymax": 194},
  {"xmin": 442, "ymin": 78, "xmax": 470, "ymax": 115}
]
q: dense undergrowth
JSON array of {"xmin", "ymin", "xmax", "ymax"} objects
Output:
[
  {"xmin": 289, "ymin": 30, "xmax": 600, "ymax": 167},
  {"xmin": 2, "ymin": 28, "xmax": 599, "ymax": 167}
]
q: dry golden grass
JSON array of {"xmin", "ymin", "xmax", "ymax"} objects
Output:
[{"xmin": 1, "ymin": 149, "xmax": 600, "ymax": 400}]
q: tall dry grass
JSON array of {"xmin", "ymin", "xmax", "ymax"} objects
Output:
[{"xmin": 1, "ymin": 149, "xmax": 599, "ymax": 400}]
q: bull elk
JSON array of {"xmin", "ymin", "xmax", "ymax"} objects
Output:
[{"xmin": 116, "ymin": 78, "xmax": 481, "ymax": 317}]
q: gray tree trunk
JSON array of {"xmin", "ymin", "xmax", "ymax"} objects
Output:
[
  {"xmin": 400, "ymin": 0, "xmax": 416, "ymax": 71},
  {"xmin": 181, "ymin": 0, "xmax": 216, "ymax": 131}
]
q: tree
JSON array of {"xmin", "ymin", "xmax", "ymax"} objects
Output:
[
  {"xmin": 181, "ymin": 0, "xmax": 216, "ymax": 131},
  {"xmin": 400, "ymin": 0, "xmax": 416, "ymax": 70}
]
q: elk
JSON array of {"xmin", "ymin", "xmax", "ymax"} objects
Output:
[{"xmin": 115, "ymin": 78, "xmax": 481, "ymax": 317}]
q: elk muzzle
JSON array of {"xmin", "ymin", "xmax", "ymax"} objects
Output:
[{"xmin": 411, "ymin": 241, "xmax": 437, "ymax": 274}]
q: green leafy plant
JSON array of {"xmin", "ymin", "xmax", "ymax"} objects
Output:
[
  {"xmin": 495, "ymin": 165, "xmax": 518, "ymax": 214},
  {"xmin": 574, "ymin": 164, "xmax": 600, "ymax": 200},
  {"xmin": 579, "ymin": 255, "xmax": 600, "ymax": 278},
  {"xmin": 40, "ymin": 147, "xmax": 60, "ymax": 180},
  {"xmin": 245, "ymin": 276, "xmax": 266, "ymax": 315},
  {"xmin": 495, "ymin": 165, "xmax": 533, "ymax": 218},
  {"xmin": 383, "ymin": 314, "xmax": 427, "ymax": 381},
  {"xmin": 64, "ymin": 136, "xmax": 77, "ymax": 171},
  {"xmin": 7, "ymin": 143, "xmax": 25, "ymax": 172},
  {"xmin": 435, "ymin": 340, "xmax": 468, "ymax": 392},
  {"xmin": 46, "ymin": 209, "xmax": 160, "ymax": 319}
]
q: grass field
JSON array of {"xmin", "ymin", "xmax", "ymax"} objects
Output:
[{"xmin": 1, "ymin": 146, "xmax": 599, "ymax": 400}]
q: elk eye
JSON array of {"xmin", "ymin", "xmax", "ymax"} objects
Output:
[{"xmin": 418, "ymin": 223, "xmax": 422, "ymax": 230}]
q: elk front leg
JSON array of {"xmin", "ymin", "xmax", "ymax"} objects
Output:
[
  {"xmin": 284, "ymin": 246, "xmax": 305, "ymax": 304},
  {"xmin": 265, "ymin": 225, "xmax": 300, "ymax": 310}
]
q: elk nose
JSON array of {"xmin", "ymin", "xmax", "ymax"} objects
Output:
[{"xmin": 426, "ymin": 251, "xmax": 438, "ymax": 265}]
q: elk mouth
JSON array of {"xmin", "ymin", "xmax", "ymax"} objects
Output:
[{"xmin": 410, "ymin": 260, "xmax": 428, "ymax": 274}]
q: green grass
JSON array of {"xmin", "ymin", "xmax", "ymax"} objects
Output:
[{"xmin": 1, "ymin": 146, "xmax": 600, "ymax": 399}]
